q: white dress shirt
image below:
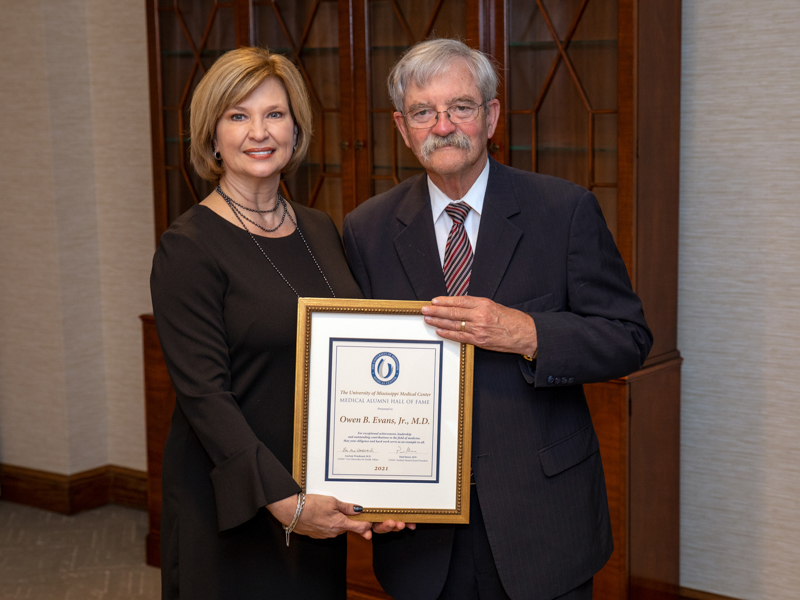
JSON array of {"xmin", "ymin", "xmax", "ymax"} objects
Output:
[{"xmin": 428, "ymin": 158, "xmax": 490, "ymax": 267}]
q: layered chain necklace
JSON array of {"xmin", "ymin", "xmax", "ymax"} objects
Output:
[{"xmin": 215, "ymin": 185, "xmax": 336, "ymax": 298}]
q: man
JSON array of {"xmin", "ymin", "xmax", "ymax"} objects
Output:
[{"xmin": 342, "ymin": 39, "xmax": 652, "ymax": 600}]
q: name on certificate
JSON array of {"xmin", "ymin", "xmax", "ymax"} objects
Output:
[{"xmin": 325, "ymin": 338, "xmax": 443, "ymax": 483}]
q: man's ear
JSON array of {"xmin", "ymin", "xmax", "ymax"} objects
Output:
[
  {"xmin": 485, "ymin": 99, "xmax": 501, "ymax": 140},
  {"xmin": 393, "ymin": 112, "xmax": 412, "ymax": 149}
]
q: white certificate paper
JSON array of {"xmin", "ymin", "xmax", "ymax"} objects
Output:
[
  {"xmin": 326, "ymin": 339, "xmax": 442, "ymax": 482},
  {"xmin": 294, "ymin": 298, "xmax": 473, "ymax": 523}
]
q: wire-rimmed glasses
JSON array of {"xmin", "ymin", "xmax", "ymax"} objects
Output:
[{"xmin": 403, "ymin": 103, "xmax": 485, "ymax": 129}]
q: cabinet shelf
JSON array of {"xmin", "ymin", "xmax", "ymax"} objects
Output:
[
  {"xmin": 161, "ymin": 46, "xmax": 338, "ymax": 58},
  {"xmin": 509, "ymin": 145, "xmax": 617, "ymax": 153},
  {"xmin": 370, "ymin": 45, "xmax": 417, "ymax": 51},
  {"xmin": 160, "ymin": 49, "xmax": 228, "ymax": 57},
  {"xmin": 508, "ymin": 39, "xmax": 617, "ymax": 49}
]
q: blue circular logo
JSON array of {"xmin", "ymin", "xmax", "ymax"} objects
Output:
[{"xmin": 371, "ymin": 352, "xmax": 399, "ymax": 385}]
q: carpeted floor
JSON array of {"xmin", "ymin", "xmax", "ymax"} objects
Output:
[{"xmin": 0, "ymin": 500, "xmax": 160, "ymax": 599}]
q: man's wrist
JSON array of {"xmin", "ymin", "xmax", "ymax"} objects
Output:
[{"xmin": 520, "ymin": 312, "xmax": 538, "ymax": 360}]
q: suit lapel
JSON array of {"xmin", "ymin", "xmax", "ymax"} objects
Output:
[
  {"xmin": 394, "ymin": 176, "xmax": 449, "ymax": 300},
  {"xmin": 469, "ymin": 160, "xmax": 523, "ymax": 300}
]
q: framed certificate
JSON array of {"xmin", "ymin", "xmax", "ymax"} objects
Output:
[{"xmin": 293, "ymin": 298, "xmax": 474, "ymax": 523}]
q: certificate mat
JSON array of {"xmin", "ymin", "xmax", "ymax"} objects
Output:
[{"xmin": 293, "ymin": 298, "xmax": 473, "ymax": 524}]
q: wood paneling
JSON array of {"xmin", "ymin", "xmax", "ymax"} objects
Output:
[
  {"xmin": 141, "ymin": 314, "xmax": 176, "ymax": 567},
  {"xmin": 635, "ymin": 0, "xmax": 681, "ymax": 360},
  {"xmin": 0, "ymin": 464, "xmax": 147, "ymax": 515},
  {"xmin": 487, "ymin": 0, "xmax": 508, "ymax": 164},
  {"xmin": 616, "ymin": 0, "xmax": 636, "ymax": 283},
  {"xmin": 585, "ymin": 379, "xmax": 629, "ymax": 600},
  {"xmin": 679, "ymin": 588, "xmax": 741, "ymax": 600},
  {"xmin": 629, "ymin": 359, "xmax": 681, "ymax": 599},
  {"xmin": 145, "ymin": 0, "xmax": 167, "ymax": 244},
  {"xmin": 585, "ymin": 358, "xmax": 682, "ymax": 600},
  {"xmin": 346, "ymin": 532, "xmax": 391, "ymax": 600},
  {"xmin": 107, "ymin": 466, "xmax": 149, "ymax": 509}
]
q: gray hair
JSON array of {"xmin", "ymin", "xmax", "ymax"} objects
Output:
[{"xmin": 388, "ymin": 38, "xmax": 499, "ymax": 112}]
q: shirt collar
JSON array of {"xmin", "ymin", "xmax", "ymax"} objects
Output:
[{"xmin": 428, "ymin": 158, "xmax": 490, "ymax": 221}]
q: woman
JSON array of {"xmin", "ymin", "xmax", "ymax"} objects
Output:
[{"xmin": 150, "ymin": 47, "xmax": 372, "ymax": 599}]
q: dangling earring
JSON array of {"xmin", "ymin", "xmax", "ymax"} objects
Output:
[{"xmin": 213, "ymin": 150, "xmax": 221, "ymax": 160}]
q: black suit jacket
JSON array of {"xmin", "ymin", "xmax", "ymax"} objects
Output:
[{"xmin": 342, "ymin": 159, "xmax": 652, "ymax": 600}]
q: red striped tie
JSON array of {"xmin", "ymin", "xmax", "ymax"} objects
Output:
[{"xmin": 443, "ymin": 203, "xmax": 473, "ymax": 296}]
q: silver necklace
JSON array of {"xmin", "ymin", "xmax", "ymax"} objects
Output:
[
  {"xmin": 217, "ymin": 185, "xmax": 288, "ymax": 233},
  {"xmin": 215, "ymin": 185, "xmax": 336, "ymax": 298},
  {"xmin": 227, "ymin": 195, "xmax": 281, "ymax": 214}
]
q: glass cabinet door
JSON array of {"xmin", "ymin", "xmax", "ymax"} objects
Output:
[
  {"xmin": 152, "ymin": 0, "xmax": 349, "ymax": 234},
  {"xmin": 253, "ymin": 0, "xmax": 347, "ymax": 228},
  {"xmin": 155, "ymin": 0, "xmax": 239, "ymax": 227},
  {"xmin": 503, "ymin": 0, "xmax": 618, "ymax": 238},
  {"xmin": 361, "ymin": 0, "xmax": 471, "ymax": 199}
]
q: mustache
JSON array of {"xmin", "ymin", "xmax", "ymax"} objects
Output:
[{"xmin": 420, "ymin": 131, "xmax": 472, "ymax": 161}]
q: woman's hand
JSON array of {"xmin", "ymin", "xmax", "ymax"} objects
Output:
[{"xmin": 267, "ymin": 494, "xmax": 373, "ymax": 539}]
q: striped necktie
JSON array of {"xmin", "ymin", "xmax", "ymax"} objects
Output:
[{"xmin": 443, "ymin": 202, "xmax": 473, "ymax": 296}]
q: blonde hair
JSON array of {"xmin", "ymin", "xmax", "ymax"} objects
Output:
[{"xmin": 190, "ymin": 47, "xmax": 313, "ymax": 182}]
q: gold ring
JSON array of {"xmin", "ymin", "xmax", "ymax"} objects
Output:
[{"xmin": 461, "ymin": 321, "xmax": 466, "ymax": 332}]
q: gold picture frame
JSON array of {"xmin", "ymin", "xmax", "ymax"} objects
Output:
[{"xmin": 293, "ymin": 298, "xmax": 474, "ymax": 524}]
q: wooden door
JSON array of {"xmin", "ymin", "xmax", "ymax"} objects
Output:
[
  {"xmin": 487, "ymin": 0, "xmax": 620, "ymax": 240},
  {"xmin": 146, "ymin": 0, "xmax": 252, "ymax": 241}
]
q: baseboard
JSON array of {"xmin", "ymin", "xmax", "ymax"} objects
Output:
[
  {"xmin": 626, "ymin": 578, "xmax": 679, "ymax": 600},
  {"xmin": 346, "ymin": 589, "xmax": 392, "ymax": 600},
  {"xmin": 680, "ymin": 587, "xmax": 740, "ymax": 600},
  {"xmin": 0, "ymin": 463, "xmax": 147, "ymax": 514},
  {"xmin": 107, "ymin": 465, "xmax": 149, "ymax": 509}
]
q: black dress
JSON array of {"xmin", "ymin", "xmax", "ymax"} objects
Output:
[{"xmin": 150, "ymin": 203, "xmax": 363, "ymax": 599}]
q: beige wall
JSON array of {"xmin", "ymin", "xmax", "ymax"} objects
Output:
[
  {"xmin": 680, "ymin": 2, "xmax": 800, "ymax": 599},
  {"xmin": 0, "ymin": 0, "xmax": 153, "ymax": 474}
]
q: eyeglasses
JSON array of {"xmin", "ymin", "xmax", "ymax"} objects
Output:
[{"xmin": 403, "ymin": 103, "xmax": 484, "ymax": 129}]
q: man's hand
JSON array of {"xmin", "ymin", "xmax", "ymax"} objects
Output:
[
  {"xmin": 421, "ymin": 296, "xmax": 538, "ymax": 357},
  {"xmin": 373, "ymin": 520, "xmax": 417, "ymax": 534}
]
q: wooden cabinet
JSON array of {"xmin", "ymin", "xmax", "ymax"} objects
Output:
[
  {"xmin": 144, "ymin": 2, "xmax": 681, "ymax": 599},
  {"xmin": 147, "ymin": 0, "xmax": 484, "ymax": 237},
  {"xmin": 483, "ymin": 2, "xmax": 682, "ymax": 599},
  {"xmin": 140, "ymin": 315, "xmax": 175, "ymax": 567}
]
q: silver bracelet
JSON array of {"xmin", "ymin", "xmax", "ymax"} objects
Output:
[{"xmin": 283, "ymin": 492, "xmax": 306, "ymax": 547}]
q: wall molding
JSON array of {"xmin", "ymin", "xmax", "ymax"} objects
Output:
[
  {"xmin": 680, "ymin": 587, "xmax": 740, "ymax": 600},
  {"xmin": 0, "ymin": 463, "xmax": 147, "ymax": 514}
]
